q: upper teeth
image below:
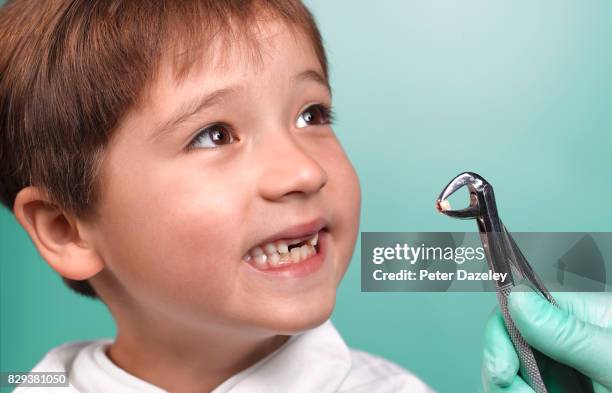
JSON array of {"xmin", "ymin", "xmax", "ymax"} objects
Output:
[{"xmin": 244, "ymin": 232, "xmax": 319, "ymax": 268}]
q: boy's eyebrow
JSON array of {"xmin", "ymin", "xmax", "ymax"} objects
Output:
[
  {"xmin": 150, "ymin": 87, "xmax": 238, "ymax": 141},
  {"xmin": 295, "ymin": 69, "xmax": 329, "ymax": 90}
]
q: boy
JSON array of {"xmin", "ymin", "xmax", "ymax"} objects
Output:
[{"xmin": 0, "ymin": 1, "xmax": 434, "ymax": 392}]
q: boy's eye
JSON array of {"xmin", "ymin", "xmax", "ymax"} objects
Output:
[
  {"xmin": 296, "ymin": 104, "xmax": 333, "ymax": 129},
  {"xmin": 188, "ymin": 124, "xmax": 235, "ymax": 149}
]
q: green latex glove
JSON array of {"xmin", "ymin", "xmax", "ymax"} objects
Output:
[{"xmin": 482, "ymin": 286, "xmax": 612, "ymax": 393}]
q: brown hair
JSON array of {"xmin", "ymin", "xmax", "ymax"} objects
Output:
[{"xmin": 0, "ymin": 0, "xmax": 328, "ymax": 299}]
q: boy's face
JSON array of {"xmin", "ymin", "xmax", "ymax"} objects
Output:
[{"xmin": 87, "ymin": 21, "xmax": 360, "ymax": 335}]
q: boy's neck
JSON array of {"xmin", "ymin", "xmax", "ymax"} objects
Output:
[{"xmin": 106, "ymin": 316, "xmax": 290, "ymax": 393}]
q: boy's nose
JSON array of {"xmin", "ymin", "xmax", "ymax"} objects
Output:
[{"xmin": 257, "ymin": 132, "xmax": 328, "ymax": 201}]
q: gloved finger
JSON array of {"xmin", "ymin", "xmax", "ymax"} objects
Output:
[
  {"xmin": 482, "ymin": 308, "xmax": 522, "ymax": 390},
  {"xmin": 508, "ymin": 286, "xmax": 612, "ymax": 387},
  {"xmin": 550, "ymin": 292, "xmax": 612, "ymax": 330},
  {"xmin": 481, "ymin": 373, "xmax": 536, "ymax": 393}
]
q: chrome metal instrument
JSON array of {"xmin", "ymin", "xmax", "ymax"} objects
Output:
[{"xmin": 436, "ymin": 172, "xmax": 593, "ymax": 393}]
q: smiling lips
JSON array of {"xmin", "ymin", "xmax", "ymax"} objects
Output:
[{"xmin": 243, "ymin": 232, "xmax": 319, "ymax": 269}]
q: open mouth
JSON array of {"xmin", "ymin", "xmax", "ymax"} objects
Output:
[{"xmin": 243, "ymin": 231, "xmax": 320, "ymax": 269}]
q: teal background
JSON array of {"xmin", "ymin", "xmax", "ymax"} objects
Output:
[{"xmin": 1, "ymin": 1, "xmax": 611, "ymax": 392}]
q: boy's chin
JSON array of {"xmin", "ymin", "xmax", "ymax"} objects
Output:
[{"xmin": 256, "ymin": 293, "xmax": 336, "ymax": 335}]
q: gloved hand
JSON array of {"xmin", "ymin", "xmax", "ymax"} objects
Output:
[{"xmin": 482, "ymin": 286, "xmax": 612, "ymax": 393}]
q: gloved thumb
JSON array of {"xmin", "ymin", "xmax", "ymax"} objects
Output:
[{"xmin": 507, "ymin": 286, "xmax": 612, "ymax": 388}]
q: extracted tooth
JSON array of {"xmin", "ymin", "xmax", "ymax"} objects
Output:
[
  {"xmin": 268, "ymin": 252, "xmax": 280, "ymax": 267},
  {"xmin": 438, "ymin": 199, "xmax": 452, "ymax": 211},
  {"xmin": 308, "ymin": 232, "xmax": 319, "ymax": 246},
  {"xmin": 254, "ymin": 253, "xmax": 267, "ymax": 266},
  {"xmin": 251, "ymin": 247, "xmax": 264, "ymax": 257},
  {"xmin": 300, "ymin": 244, "xmax": 310, "ymax": 260},
  {"xmin": 276, "ymin": 241, "xmax": 289, "ymax": 254},
  {"xmin": 290, "ymin": 247, "xmax": 301, "ymax": 263},
  {"xmin": 263, "ymin": 243, "xmax": 277, "ymax": 255}
]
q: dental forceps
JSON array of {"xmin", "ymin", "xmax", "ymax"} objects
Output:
[{"xmin": 435, "ymin": 172, "xmax": 593, "ymax": 393}]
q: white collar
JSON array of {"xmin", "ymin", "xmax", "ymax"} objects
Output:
[{"xmin": 213, "ymin": 319, "xmax": 352, "ymax": 393}]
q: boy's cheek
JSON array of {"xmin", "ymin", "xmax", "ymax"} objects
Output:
[
  {"xmin": 97, "ymin": 227, "xmax": 241, "ymax": 320},
  {"xmin": 317, "ymin": 143, "xmax": 361, "ymax": 282},
  {"xmin": 94, "ymin": 190, "xmax": 244, "ymax": 301},
  {"xmin": 325, "ymin": 141, "xmax": 361, "ymax": 221}
]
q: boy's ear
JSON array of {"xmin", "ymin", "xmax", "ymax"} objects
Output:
[{"xmin": 13, "ymin": 186, "xmax": 104, "ymax": 280}]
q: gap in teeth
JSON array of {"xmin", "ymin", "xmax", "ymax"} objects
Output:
[
  {"xmin": 246, "ymin": 233, "xmax": 319, "ymax": 268},
  {"xmin": 246, "ymin": 231, "xmax": 319, "ymax": 267}
]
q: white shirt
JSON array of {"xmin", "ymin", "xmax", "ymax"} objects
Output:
[{"xmin": 14, "ymin": 320, "xmax": 435, "ymax": 393}]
